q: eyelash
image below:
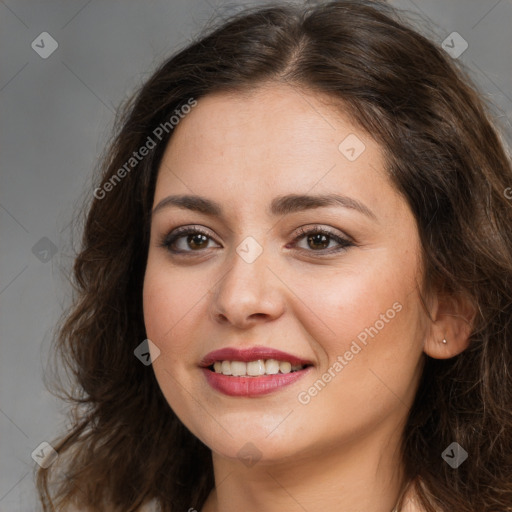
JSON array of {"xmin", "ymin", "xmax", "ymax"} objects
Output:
[{"xmin": 159, "ymin": 225, "xmax": 354, "ymax": 256}]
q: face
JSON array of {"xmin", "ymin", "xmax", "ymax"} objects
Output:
[{"xmin": 143, "ymin": 83, "xmax": 428, "ymax": 465}]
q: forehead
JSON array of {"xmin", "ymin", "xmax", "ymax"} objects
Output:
[
  {"xmin": 165, "ymin": 84, "xmax": 357, "ymax": 161},
  {"xmin": 153, "ymin": 83, "xmax": 406, "ymax": 225}
]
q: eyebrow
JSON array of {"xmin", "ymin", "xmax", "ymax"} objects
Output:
[{"xmin": 151, "ymin": 193, "xmax": 377, "ymax": 221}]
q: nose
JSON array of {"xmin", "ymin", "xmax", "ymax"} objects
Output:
[{"xmin": 208, "ymin": 244, "xmax": 286, "ymax": 329}]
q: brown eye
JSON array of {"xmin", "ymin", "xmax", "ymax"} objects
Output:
[
  {"xmin": 160, "ymin": 226, "xmax": 221, "ymax": 254},
  {"xmin": 291, "ymin": 225, "xmax": 354, "ymax": 255},
  {"xmin": 186, "ymin": 233, "xmax": 209, "ymax": 250},
  {"xmin": 306, "ymin": 232, "xmax": 331, "ymax": 250}
]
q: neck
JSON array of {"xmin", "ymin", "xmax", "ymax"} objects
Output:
[{"xmin": 202, "ymin": 418, "xmax": 408, "ymax": 512}]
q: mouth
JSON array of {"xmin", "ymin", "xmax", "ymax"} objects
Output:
[
  {"xmin": 199, "ymin": 347, "xmax": 314, "ymax": 396},
  {"xmin": 199, "ymin": 346, "xmax": 314, "ymax": 396},
  {"xmin": 206, "ymin": 359, "xmax": 313, "ymax": 376},
  {"xmin": 199, "ymin": 345, "xmax": 314, "ymax": 369}
]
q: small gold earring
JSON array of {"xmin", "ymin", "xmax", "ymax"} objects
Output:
[{"xmin": 442, "ymin": 338, "xmax": 448, "ymax": 344}]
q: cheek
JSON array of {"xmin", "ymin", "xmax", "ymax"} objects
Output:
[
  {"xmin": 282, "ymin": 257, "xmax": 410, "ymax": 354},
  {"xmin": 143, "ymin": 256, "xmax": 206, "ymax": 340},
  {"xmin": 301, "ymin": 267, "xmax": 423, "ymax": 410},
  {"xmin": 281, "ymin": 254, "xmax": 424, "ymax": 407}
]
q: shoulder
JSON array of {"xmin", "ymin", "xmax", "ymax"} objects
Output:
[
  {"xmin": 400, "ymin": 481, "xmax": 442, "ymax": 512},
  {"xmin": 400, "ymin": 485, "xmax": 423, "ymax": 512},
  {"xmin": 138, "ymin": 499, "xmax": 161, "ymax": 512}
]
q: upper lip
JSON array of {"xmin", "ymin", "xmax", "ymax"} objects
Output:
[{"xmin": 199, "ymin": 345, "xmax": 314, "ymax": 368}]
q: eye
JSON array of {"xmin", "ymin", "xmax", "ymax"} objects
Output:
[
  {"xmin": 159, "ymin": 225, "xmax": 221, "ymax": 254},
  {"xmin": 159, "ymin": 224, "xmax": 354, "ymax": 256},
  {"xmin": 289, "ymin": 225, "xmax": 354, "ymax": 255}
]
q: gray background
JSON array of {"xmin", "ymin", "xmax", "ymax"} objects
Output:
[{"xmin": 1, "ymin": 0, "xmax": 511, "ymax": 510}]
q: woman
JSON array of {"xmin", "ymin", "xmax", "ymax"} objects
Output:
[{"xmin": 37, "ymin": 1, "xmax": 512, "ymax": 511}]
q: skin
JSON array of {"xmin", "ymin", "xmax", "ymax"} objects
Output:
[{"xmin": 142, "ymin": 83, "xmax": 473, "ymax": 512}]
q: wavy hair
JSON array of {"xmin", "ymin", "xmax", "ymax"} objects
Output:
[{"xmin": 37, "ymin": 1, "xmax": 512, "ymax": 511}]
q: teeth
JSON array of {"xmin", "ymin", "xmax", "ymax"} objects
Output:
[
  {"xmin": 247, "ymin": 360, "xmax": 266, "ymax": 376},
  {"xmin": 231, "ymin": 361, "xmax": 246, "ymax": 376},
  {"xmin": 210, "ymin": 359, "xmax": 307, "ymax": 376},
  {"xmin": 279, "ymin": 361, "xmax": 291, "ymax": 374},
  {"xmin": 221, "ymin": 360, "xmax": 231, "ymax": 375},
  {"xmin": 265, "ymin": 359, "xmax": 280, "ymax": 374}
]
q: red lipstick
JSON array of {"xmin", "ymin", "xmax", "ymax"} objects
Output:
[
  {"xmin": 199, "ymin": 345, "xmax": 314, "ymax": 397},
  {"xmin": 199, "ymin": 346, "xmax": 313, "ymax": 368}
]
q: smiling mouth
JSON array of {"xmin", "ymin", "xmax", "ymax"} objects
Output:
[{"xmin": 207, "ymin": 359, "xmax": 312, "ymax": 377}]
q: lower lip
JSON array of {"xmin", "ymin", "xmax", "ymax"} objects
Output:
[{"xmin": 202, "ymin": 367, "xmax": 312, "ymax": 397}]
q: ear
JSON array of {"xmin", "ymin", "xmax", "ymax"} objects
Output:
[{"xmin": 424, "ymin": 291, "xmax": 476, "ymax": 359}]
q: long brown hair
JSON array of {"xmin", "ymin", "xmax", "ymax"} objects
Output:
[{"xmin": 37, "ymin": 1, "xmax": 512, "ymax": 510}]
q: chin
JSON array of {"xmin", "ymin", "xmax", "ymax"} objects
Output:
[{"xmin": 192, "ymin": 421, "xmax": 303, "ymax": 464}]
